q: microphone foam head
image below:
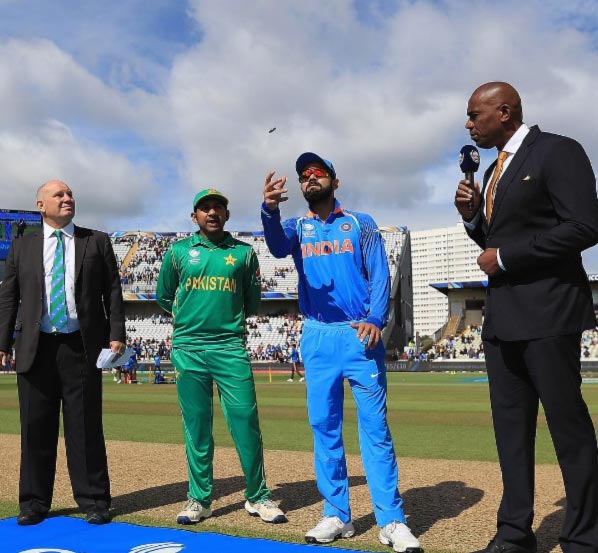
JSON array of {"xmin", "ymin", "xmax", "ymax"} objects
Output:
[{"xmin": 459, "ymin": 145, "xmax": 480, "ymax": 173}]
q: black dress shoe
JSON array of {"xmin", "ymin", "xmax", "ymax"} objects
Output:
[
  {"xmin": 85, "ymin": 509, "xmax": 111, "ymax": 525},
  {"xmin": 17, "ymin": 511, "xmax": 47, "ymax": 526},
  {"xmin": 472, "ymin": 539, "xmax": 537, "ymax": 553}
]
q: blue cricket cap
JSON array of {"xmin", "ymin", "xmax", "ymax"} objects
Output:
[{"xmin": 296, "ymin": 152, "xmax": 336, "ymax": 180}]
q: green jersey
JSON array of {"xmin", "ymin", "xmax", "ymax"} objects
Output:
[{"xmin": 156, "ymin": 232, "xmax": 261, "ymax": 349}]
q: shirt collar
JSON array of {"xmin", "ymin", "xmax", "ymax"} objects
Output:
[
  {"xmin": 43, "ymin": 221, "xmax": 75, "ymax": 239},
  {"xmin": 191, "ymin": 230, "xmax": 234, "ymax": 248},
  {"xmin": 306, "ymin": 199, "xmax": 344, "ymax": 221},
  {"xmin": 502, "ymin": 123, "xmax": 530, "ymax": 156}
]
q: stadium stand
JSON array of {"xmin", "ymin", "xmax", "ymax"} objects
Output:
[
  {"xmin": 426, "ymin": 325, "xmax": 484, "ymax": 361},
  {"xmin": 107, "ymin": 230, "xmax": 598, "ymax": 361},
  {"xmin": 111, "ymin": 228, "xmax": 410, "ymax": 360},
  {"xmin": 427, "ymin": 315, "xmax": 598, "ymax": 361}
]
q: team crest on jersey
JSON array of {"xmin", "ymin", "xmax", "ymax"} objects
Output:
[
  {"xmin": 340, "ymin": 222, "xmax": 352, "ymax": 232},
  {"xmin": 188, "ymin": 249, "xmax": 201, "ymax": 264},
  {"xmin": 302, "ymin": 222, "xmax": 316, "ymax": 238}
]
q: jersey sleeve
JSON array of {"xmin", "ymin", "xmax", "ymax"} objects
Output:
[
  {"xmin": 261, "ymin": 202, "xmax": 299, "ymax": 258},
  {"xmin": 156, "ymin": 246, "xmax": 179, "ymax": 315},
  {"xmin": 244, "ymin": 248, "xmax": 262, "ymax": 317},
  {"xmin": 358, "ymin": 214, "xmax": 390, "ymax": 328}
]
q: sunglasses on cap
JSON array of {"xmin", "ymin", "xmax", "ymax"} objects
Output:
[{"xmin": 298, "ymin": 167, "xmax": 331, "ymax": 183}]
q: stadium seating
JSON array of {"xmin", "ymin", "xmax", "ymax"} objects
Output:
[
  {"xmin": 428, "ymin": 321, "xmax": 598, "ymax": 360},
  {"xmin": 110, "ymin": 232, "xmax": 598, "ymax": 360},
  {"xmin": 112, "ymin": 228, "xmax": 407, "ymax": 295},
  {"xmin": 427, "ymin": 325, "xmax": 484, "ymax": 361}
]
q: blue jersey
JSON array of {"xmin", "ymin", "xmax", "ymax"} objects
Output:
[
  {"xmin": 261, "ymin": 200, "xmax": 390, "ymax": 328},
  {"xmin": 123, "ymin": 353, "xmax": 137, "ymax": 369},
  {"xmin": 290, "ymin": 347, "xmax": 300, "ymax": 363}
]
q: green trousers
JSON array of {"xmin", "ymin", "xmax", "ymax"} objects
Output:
[{"xmin": 171, "ymin": 346, "xmax": 270, "ymax": 507}]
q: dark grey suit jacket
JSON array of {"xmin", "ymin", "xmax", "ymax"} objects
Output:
[
  {"xmin": 0, "ymin": 225, "xmax": 126, "ymax": 373},
  {"xmin": 467, "ymin": 125, "xmax": 598, "ymax": 341}
]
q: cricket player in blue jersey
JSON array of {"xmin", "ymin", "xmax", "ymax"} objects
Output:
[{"xmin": 261, "ymin": 152, "xmax": 422, "ymax": 552}]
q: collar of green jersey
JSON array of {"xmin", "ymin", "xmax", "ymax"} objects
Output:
[{"xmin": 191, "ymin": 231, "xmax": 235, "ymax": 249}]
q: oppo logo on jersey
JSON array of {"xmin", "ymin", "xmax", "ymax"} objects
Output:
[{"xmin": 301, "ymin": 239, "xmax": 354, "ymax": 258}]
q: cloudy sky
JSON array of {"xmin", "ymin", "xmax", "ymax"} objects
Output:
[{"xmin": 2, "ymin": 0, "xmax": 598, "ymax": 268}]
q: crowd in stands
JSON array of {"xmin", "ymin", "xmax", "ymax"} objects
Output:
[
  {"xmin": 582, "ymin": 327, "xmax": 598, "ymax": 358},
  {"xmin": 120, "ymin": 236, "xmax": 182, "ymax": 287},
  {"xmin": 424, "ymin": 325, "xmax": 484, "ymax": 361},
  {"xmin": 107, "ymin": 234, "xmax": 598, "ymax": 363},
  {"xmin": 126, "ymin": 336, "xmax": 172, "ymax": 361},
  {"xmin": 125, "ymin": 314, "xmax": 173, "ymax": 361},
  {"xmin": 246, "ymin": 314, "xmax": 304, "ymax": 361},
  {"xmin": 110, "ymin": 230, "xmax": 405, "ymax": 296},
  {"xmin": 425, "ymin": 316, "xmax": 598, "ymax": 361},
  {"xmin": 119, "ymin": 312, "xmax": 304, "ymax": 363}
]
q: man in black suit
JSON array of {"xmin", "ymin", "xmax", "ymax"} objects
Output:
[
  {"xmin": 0, "ymin": 180, "xmax": 126, "ymax": 526},
  {"xmin": 455, "ymin": 82, "xmax": 598, "ymax": 553}
]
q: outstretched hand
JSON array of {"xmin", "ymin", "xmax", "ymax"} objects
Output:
[{"xmin": 263, "ymin": 171, "xmax": 288, "ymax": 211}]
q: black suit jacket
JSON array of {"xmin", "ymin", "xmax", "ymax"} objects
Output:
[
  {"xmin": 0, "ymin": 225, "xmax": 126, "ymax": 373},
  {"xmin": 467, "ymin": 125, "xmax": 598, "ymax": 341}
]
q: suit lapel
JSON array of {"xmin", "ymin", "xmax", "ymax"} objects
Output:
[
  {"xmin": 487, "ymin": 125, "xmax": 540, "ymax": 230},
  {"xmin": 480, "ymin": 162, "xmax": 496, "ymax": 228},
  {"xmin": 74, "ymin": 225, "xmax": 88, "ymax": 283},
  {"xmin": 31, "ymin": 231, "xmax": 44, "ymax": 292}
]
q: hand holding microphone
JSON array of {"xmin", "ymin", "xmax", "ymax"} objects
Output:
[{"xmin": 455, "ymin": 145, "xmax": 481, "ymax": 220}]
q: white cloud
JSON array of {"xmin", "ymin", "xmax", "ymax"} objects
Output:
[
  {"xmin": 1, "ymin": 0, "xmax": 598, "ymax": 266},
  {"xmin": 0, "ymin": 119, "xmax": 156, "ymax": 230}
]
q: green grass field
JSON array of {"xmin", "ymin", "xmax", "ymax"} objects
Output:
[
  {"xmin": 2, "ymin": 371, "xmax": 597, "ymax": 551},
  {"xmin": 2, "ymin": 371, "xmax": 597, "ymax": 464}
]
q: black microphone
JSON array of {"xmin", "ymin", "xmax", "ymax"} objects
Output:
[{"xmin": 459, "ymin": 145, "xmax": 480, "ymax": 211}]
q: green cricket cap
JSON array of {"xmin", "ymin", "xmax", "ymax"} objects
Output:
[{"xmin": 192, "ymin": 188, "xmax": 229, "ymax": 209}]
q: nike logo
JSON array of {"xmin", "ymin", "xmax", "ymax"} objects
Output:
[{"xmin": 370, "ymin": 372, "xmax": 379, "ymax": 378}]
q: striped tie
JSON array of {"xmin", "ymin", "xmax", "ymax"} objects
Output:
[{"xmin": 49, "ymin": 230, "xmax": 68, "ymax": 332}]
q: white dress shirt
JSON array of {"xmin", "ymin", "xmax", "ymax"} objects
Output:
[
  {"xmin": 464, "ymin": 123, "xmax": 530, "ymax": 271},
  {"xmin": 41, "ymin": 221, "xmax": 80, "ymax": 333}
]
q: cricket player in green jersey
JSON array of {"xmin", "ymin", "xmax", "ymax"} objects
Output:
[{"xmin": 156, "ymin": 188, "xmax": 286, "ymax": 525}]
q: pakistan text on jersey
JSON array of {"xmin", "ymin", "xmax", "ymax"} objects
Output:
[
  {"xmin": 301, "ymin": 239, "xmax": 355, "ymax": 258},
  {"xmin": 185, "ymin": 276, "xmax": 238, "ymax": 292}
]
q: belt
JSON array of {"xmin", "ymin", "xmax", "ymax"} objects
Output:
[{"xmin": 40, "ymin": 330, "xmax": 81, "ymax": 339}]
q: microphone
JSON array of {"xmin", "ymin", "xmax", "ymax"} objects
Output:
[{"xmin": 459, "ymin": 145, "xmax": 480, "ymax": 212}]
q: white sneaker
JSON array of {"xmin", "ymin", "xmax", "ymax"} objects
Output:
[
  {"xmin": 176, "ymin": 498, "xmax": 212, "ymax": 524},
  {"xmin": 287, "ymin": 378, "xmax": 293, "ymax": 382},
  {"xmin": 244, "ymin": 499, "xmax": 287, "ymax": 523},
  {"xmin": 299, "ymin": 377, "xmax": 305, "ymax": 382},
  {"xmin": 379, "ymin": 521, "xmax": 422, "ymax": 552},
  {"xmin": 305, "ymin": 516, "xmax": 355, "ymax": 544}
]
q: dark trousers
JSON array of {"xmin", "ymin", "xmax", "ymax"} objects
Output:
[
  {"xmin": 17, "ymin": 331, "xmax": 110, "ymax": 514},
  {"xmin": 484, "ymin": 334, "xmax": 598, "ymax": 553}
]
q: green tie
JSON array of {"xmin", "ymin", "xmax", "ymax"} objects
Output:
[{"xmin": 49, "ymin": 230, "xmax": 68, "ymax": 331}]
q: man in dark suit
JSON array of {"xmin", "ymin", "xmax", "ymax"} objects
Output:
[
  {"xmin": 0, "ymin": 180, "xmax": 126, "ymax": 526},
  {"xmin": 455, "ymin": 82, "xmax": 598, "ymax": 553}
]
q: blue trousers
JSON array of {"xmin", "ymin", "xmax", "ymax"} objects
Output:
[{"xmin": 301, "ymin": 319, "xmax": 405, "ymax": 526}]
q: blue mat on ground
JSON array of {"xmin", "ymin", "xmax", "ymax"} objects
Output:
[{"xmin": 1, "ymin": 516, "xmax": 374, "ymax": 553}]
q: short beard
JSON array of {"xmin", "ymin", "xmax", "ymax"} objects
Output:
[{"xmin": 303, "ymin": 183, "xmax": 333, "ymax": 207}]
